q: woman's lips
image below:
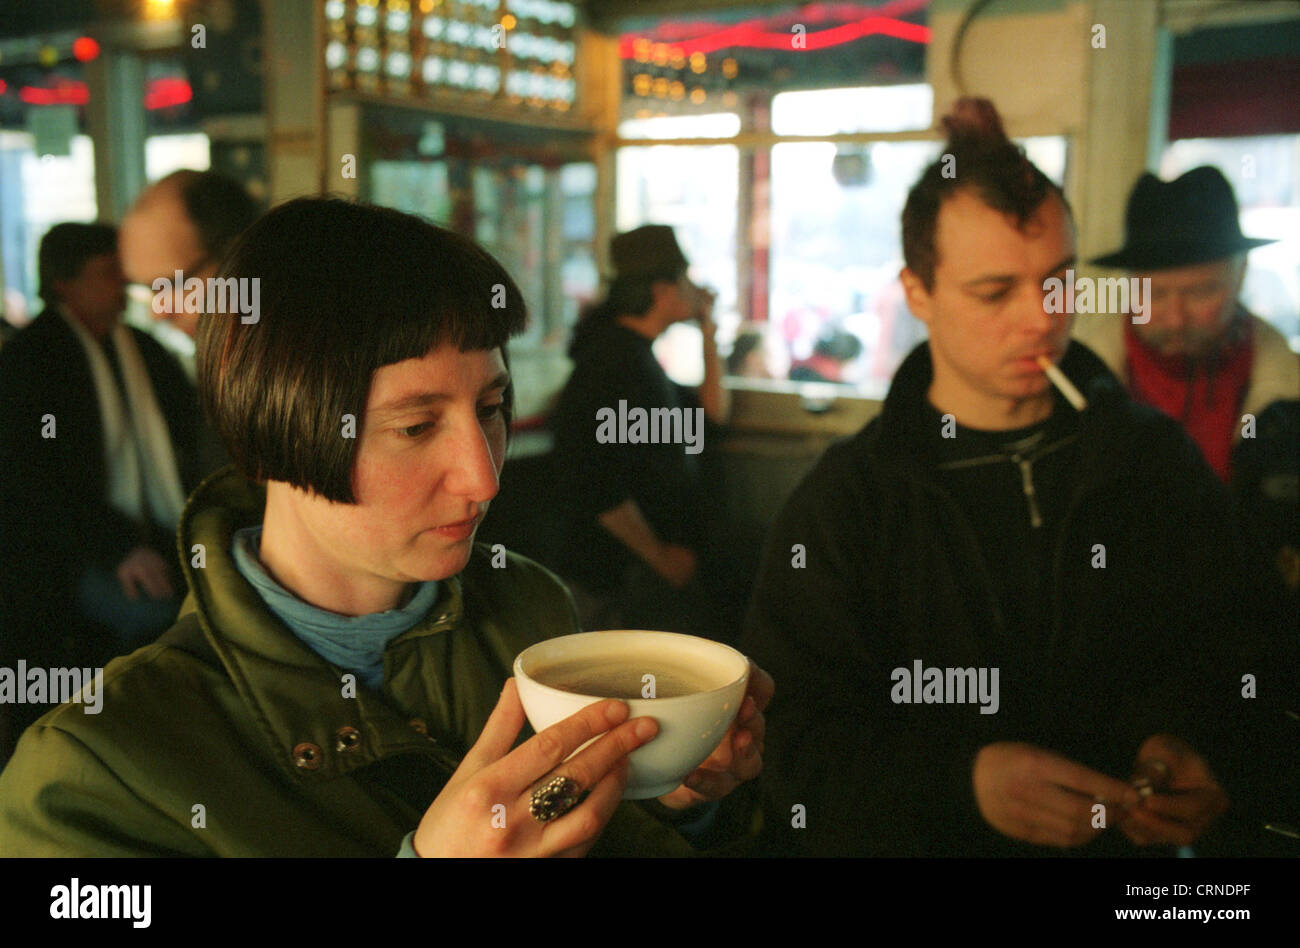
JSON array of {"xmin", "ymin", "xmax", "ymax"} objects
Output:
[{"xmin": 431, "ymin": 513, "xmax": 481, "ymax": 541}]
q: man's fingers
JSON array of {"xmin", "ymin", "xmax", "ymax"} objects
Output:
[
  {"xmin": 1045, "ymin": 756, "xmax": 1138, "ymax": 808},
  {"xmin": 142, "ymin": 565, "xmax": 172, "ymax": 599},
  {"xmin": 117, "ymin": 568, "xmax": 141, "ymax": 601},
  {"xmin": 1138, "ymin": 788, "xmax": 1226, "ymax": 827},
  {"xmin": 500, "ymin": 699, "xmax": 630, "ymax": 793},
  {"xmin": 1122, "ymin": 805, "xmax": 1198, "ymax": 847},
  {"xmin": 1029, "ymin": 783, "xmax": 1107, "ymax": 845},
  {"xmin": 459, "ymin": 679, "xmax": 529, "ymax": 773}
]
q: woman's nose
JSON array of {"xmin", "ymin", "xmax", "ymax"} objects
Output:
[{"xmin": 448, "ymin": 418, "xmax": 501, "ymax": 504}]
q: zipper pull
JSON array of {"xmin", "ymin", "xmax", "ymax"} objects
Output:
[{"xmin": 1016, "ymin": 456, "xmax": 1043, "ymax": 529}]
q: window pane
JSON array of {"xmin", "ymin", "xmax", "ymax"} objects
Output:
[
  {"xmin": 616, "ymin": 139, "xmax": 738, "ymax": 384},
  {"xmin": 771, "ymin": 84, "xmax": 933, "ymax": 136},
  {"xmin": 145, "ymin": 133, "xmax": 210, "ymax": 181},
  {"xmin": 769, "ymin": 139, "xmax": 938, "ymax": 397},
  {"xmin": 0, "ymin": 131, "xmax": 97, "ymax": 323},
  {"xmin": 618, "ymin": 112, "xmax": 741, "ymax": 140}
]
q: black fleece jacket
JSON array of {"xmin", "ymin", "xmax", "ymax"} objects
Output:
[{"xmin": 740, "ymin": 340, "xmax": 1265, "ymax": 856}]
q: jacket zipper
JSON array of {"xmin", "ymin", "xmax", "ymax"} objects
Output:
[{"xmin": 1012, "ymin": 455, "xmax": 1043, "ymax": 528}]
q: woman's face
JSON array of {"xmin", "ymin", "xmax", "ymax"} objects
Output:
[{"xmin": 294, "ymin": 344, "xmax": 509, "ymax": 589}]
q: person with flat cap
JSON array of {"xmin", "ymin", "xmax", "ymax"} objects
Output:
[{"xmin": 550, "ymin": 225, "xmax": 746, "ymax": 640}]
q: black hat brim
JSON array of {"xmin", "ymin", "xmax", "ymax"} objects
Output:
[{"xmin": 1091, "ymin": 235, "xmax": 1276, "ymax": 270}]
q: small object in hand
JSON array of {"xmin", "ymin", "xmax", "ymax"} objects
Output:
[
  {"xmin": 529, "ymin": 776, "xmax": 582, "ymax": 823},
  {"xmin": 1132, "ymin": 758, "xmax": 1171, "ymax": 799}
]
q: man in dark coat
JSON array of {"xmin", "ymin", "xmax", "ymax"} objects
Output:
[
  {"xmin": 741, "ymin": 99, "xmax": 1266, "ymax": 856},
  {"xmin": 549, "ymin": 225, "xmax": 748, "ymax": 640},
  {"xmin": 0, "ymin": 223, "xmax": 198, "ymax": 760}
]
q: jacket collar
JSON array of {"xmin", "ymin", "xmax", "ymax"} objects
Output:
[
  {"xmin": 175, "ymin": 466, "xmax": 466, "ymax": 781},
  {"xmin": 1072, "ymin": 308, "xmax": 1300, "ymax": 429},
  {"xmin": 868, "ymin": 340, "xmax": 1133, "ymax": 492}
]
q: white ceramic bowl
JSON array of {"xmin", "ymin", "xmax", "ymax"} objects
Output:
[{"xmin": 514, "ymin": 630, "xmax": 750, "ymax": 799}]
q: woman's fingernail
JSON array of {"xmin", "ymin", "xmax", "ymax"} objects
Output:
[
  {"xmin": 605, "ymin": 702, "xmax": 628, "ymax": 723},
  {"xmin": 635, "ymin": 718, "xmax": 657, "ymax": 739}
]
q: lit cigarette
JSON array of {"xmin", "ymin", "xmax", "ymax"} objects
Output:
[{"xmin": 1036, "ymin": 355, "xmax": 1087, "ymax": 411}]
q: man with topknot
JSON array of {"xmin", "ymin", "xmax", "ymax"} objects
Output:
[{"xmin": 740, "ymin": 98, "xmax": 1267, "ymax": 857}]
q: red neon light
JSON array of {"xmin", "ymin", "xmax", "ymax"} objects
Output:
[
  {"xmin": 18, "ymin": 78, "xmax": 194, "ymax": 109},
  {"xmin": 19, "ymin": 80, "xmax": 88, "ymax": 105},
  {"xmin": 144, "ymin": 77, "xmax": 192, "ymax": 109},
  {"xmin": 620, "ymin": 14, "xmax": 929, "ymax": 58},
  {"xmin": 0, "ymin": 80, "xmax": 7, "ymax": 95},
  {"xmin": 649, "ymin": 0, "xmax": 929, "ymax": 42},
  {"xmin": 73, "ymin": 37, "xmax": 100, "ymax": 62}
]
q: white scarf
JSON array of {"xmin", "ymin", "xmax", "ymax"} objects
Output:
[{"xmin": 58, "ymin": 308, "xmax": 186, "ymax": 530}]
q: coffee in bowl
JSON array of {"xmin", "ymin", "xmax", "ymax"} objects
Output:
[
  {"xmin": 529, "ymin": 654, "xmax": 729, "ymax": 700},
  {"xmin": 514, "ymin": 631, "xmax": 750, "ymax": 799}
]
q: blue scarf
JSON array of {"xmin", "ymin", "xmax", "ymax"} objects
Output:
[{"xmin": 231, "ymin": 526, "xmax": 439, "ymax": 690}]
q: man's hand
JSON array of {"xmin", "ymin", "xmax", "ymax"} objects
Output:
[
  {"xmin": 651, "ymin": 543, "xmax": 698, "ymax": 589},
  {"xmin": 1117, "ymin": 734, "xmax": 1229, "ymax": 847},
  {"xmin": 973, "ymin": 742, "xmax": 1139, "ymax": 847},
  {"xmin": 691, "ymin": 283, "xmax": 717, "ymax": 326},
  {"xmin": 657, "ymin": 662, "xmax": 774, "ymax": 810},
  {"xmin": 116, "ymin": 546, "xmax": 175, "ymax": 600}
]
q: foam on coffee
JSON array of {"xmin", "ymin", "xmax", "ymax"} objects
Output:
[{"xmin": 531, "ymin": 653, "xmax": 731, "ymax": 700}]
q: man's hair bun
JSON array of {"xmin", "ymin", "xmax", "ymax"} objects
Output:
[{"xmin": 940, "ymin": 97, "xmax": 1010, "ymax": 150}]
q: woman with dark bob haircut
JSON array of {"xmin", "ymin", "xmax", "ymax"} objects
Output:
[{"xmin": 0, "ymin": 198, "xmax": 770, "ymax": 856}]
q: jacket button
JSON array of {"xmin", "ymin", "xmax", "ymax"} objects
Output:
[
  {"xmin": 336, "ymin": 726, "xmax": 362, "ymax": 753},
  {"xmin": 408, "ymin": 718, "xmax": 428, "ymax": 736},
  {"xmin": 293, "ymin": 742, "xmax": 323, "ymax": 770}
]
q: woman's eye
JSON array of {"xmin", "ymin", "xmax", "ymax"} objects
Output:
[
  {"xmin": 478, "ymin": 402, "xmax": 505, "ymax": 421},
  {"xmin": 980, "ymin": 290, "xmax": 1010, "ymax": 303},
  {"xmin": 398, "ymin": 422, "xmax": 433, "ymax": 438}
]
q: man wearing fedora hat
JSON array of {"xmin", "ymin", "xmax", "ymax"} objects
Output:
[
  {"xmin": 551, "ymin": 224, "xmax": 746, "ymax": 639},
  {"xmin": 1075, "ymin": 165, "xmax": 1299, "ymax": 483}
]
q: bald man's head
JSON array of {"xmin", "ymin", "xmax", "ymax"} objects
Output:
[{"xmin": 120, "ymin": 169, "xmax": 260, "ymax": 337}]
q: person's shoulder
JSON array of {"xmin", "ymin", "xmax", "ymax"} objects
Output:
[
  {"xmin": 37, "ymin": 614, "xmax": 226, "ymax": 736},
  {"xmin": 1247, "ymin": 313, "xmax": 1300, "ymax": 412},
  {"xmin": 127, "ymin": 325, "xmax": 190, "ymax": 376},
  {"xmin": 0, "ymin": 619, "xmax": 225, "ymax": 856},
  {"xmin": 769, "ymin": 417, "xmax": 886, "ymax": 532},
  {"xmin": 0, "ymin": 310, "xmax": 73, "ymax": 366}
]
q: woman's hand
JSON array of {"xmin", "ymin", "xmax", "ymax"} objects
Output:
[
  {"xmin": 656, "ymin": 661, "xmax": 774, "ymax": 809},
  {"xmin": 413, "ymin": 678, "xmax": 659, "ymax": 857}
]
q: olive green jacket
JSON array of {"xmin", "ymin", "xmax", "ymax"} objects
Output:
[{"xmin": 0, "ymin": 468, "xmax": 719, "ymax": 856}]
